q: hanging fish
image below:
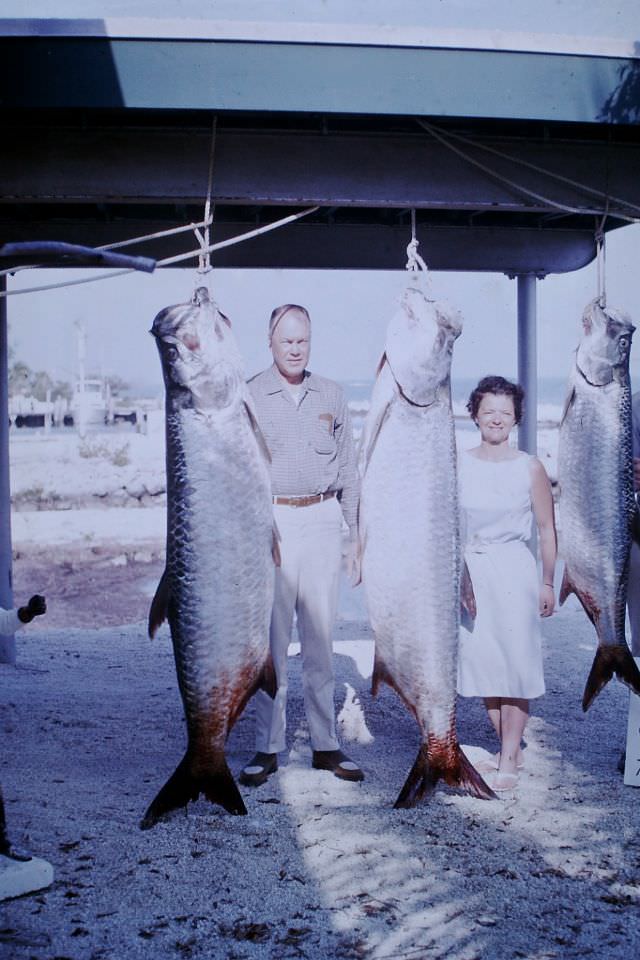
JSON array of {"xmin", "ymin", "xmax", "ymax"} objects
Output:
[
  {"xmin": 359, "ymin": 279, "xmax": 494, "ymax": 807},
  {"xmin": 141, "ymin": 287, "xmax": 276, "ymax": 829},
  {"xmin": 558, "ymin": 297, "xmax": 640, "ymax": 710}
]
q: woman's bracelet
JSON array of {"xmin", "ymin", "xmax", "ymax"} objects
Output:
[{"xmin": 543, "ymin": 582, "xmax": 554, "ymax": 587}]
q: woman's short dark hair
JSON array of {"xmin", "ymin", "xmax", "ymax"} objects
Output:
[{"xmin": 466, "ymin": 375, "xmax": 525, "ymax": 425}]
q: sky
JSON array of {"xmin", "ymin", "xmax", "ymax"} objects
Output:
[
  {"xmin": 4, "ymin": 2, "xmax": 640, "ymax": 394},
  {"xmin": 6, "ymin": 223, "xmax": 640, "ymax": 396}
]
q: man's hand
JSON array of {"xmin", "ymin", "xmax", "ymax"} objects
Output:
[
  {"xmin": 17, "ymin": 594, "xmax": 47, "ymax": 624},
  {"xmin": 345, "ymin": 538, "xmax": 361, "ymax": 587}
]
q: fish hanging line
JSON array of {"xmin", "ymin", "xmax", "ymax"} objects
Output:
[
  {"xmin": 595, "ymin": 206, "xmax": 609, "ymax": 309},
  {"xmin": 191, "ymin": 116, "xmax": 217, "ymax": 285},
  {"xmin": 0, "ymin": 206, "xmax": 320, "ymax": 299},
  {"xmin": 405, "ymin": 210, "xmax": 429, "ymax": 273},
  {"xmin": 417, "ymin": 119, "xmax": 640, "ymax": 223}
]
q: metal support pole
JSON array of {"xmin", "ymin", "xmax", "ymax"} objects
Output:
[
  {"xmin": 0, "ymin": 276, "xmax": 15, "ymax": 665},
  {"xmin": 515, "ymin": 272, "xmax": 539, "ymax": 557},
  {"xmin": 517, "ymin": 273, "xmax": 538, "ymax": 456}
]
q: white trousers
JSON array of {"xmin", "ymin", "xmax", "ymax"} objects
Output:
[
  {"xmin": 255, "ymin": 497, "xmax": 343, "ymax": 753},
  {"xmin": 628, "ymin": 540, "xmax": 640, "ymax": 656}
]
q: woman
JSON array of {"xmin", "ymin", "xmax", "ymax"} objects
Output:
[{"xmin": 457, "ymin": 376, "xmax": 557, "ymax": 792}]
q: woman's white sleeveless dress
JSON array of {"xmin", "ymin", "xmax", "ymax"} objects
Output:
[{"xmin": 457, "ymin": 450, "xmax": 545, "ymax": 699}]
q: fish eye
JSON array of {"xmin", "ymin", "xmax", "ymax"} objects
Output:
[{"xmin": 166, "ymin": 345, "xmax": 179, "ymax": 361}]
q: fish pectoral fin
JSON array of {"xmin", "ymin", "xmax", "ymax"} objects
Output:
[
  {"xmin": 140, "ymin": 752, "xmax": 247, "ymax": 829},
  {"xmin": 583, "ymin": 645, "xmax": 640, "ymax": 711},
  {"xmin": 460, "ymin": 561, "xmax": 476, "ymax": 620},
  {"xmin": 243, "ymin": 397, "xmax": 272, "ymax": 464},
  {"xmin": 559, "ymin": 385, "xmax": 576, "ymax": 428},
  {"xmin": 358, "ymin": 360, "xmax": 396, "ymax": 476},
  {"xmin": 148, "ymin": 569, "xmax": 170, "ymax": 639},
  {"xmin": 559, "ymin": 569, "xmax": 599, "ymax": 626},
  {"xmin": 371, "ymin": 651, "xmax": 397, "ymax": 698},
  {"xmin": 272, "ymin": 522, "xmax": 282, "ymax": 567},
  {"xmin": 258, "ymin": 654, "xmax": 277, "ymax": 700},
  {"xmin": 558, "ymin": 567, "xmax": 574, "ymax": 606}
]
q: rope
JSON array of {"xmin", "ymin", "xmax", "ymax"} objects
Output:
[
  {"xmin": 196, "ymin": 116, "xmax": 217, "ymax": 277},
  {"xmin": 0, "ymin": 206, "xmax": 320, "ymax": 298},
  {"xmin": 595, "ymin": 210, "xmax": 608, "ymax": 307},
  {"xmin": 405, "ymin": 209, "xmax": 429, "ymax": 273},
  {"xmin": 419, "ymin": 119, "xmax": 640, "ymax": 220},
  {"xmin": 0, "ymin": 217, "xmax": 216, "ymax": 278},
  {"xmin": 157, "ymin": 206, "xmax": 320, "ymax": 266},
  {"xmin": 417, "ymin": 119, "xmax": 639, "ymax": 223}
]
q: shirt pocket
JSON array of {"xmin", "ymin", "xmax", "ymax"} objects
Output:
[
  {"xmin": 261, "ymin": 418, "xmax": 283, "ymax": 456},
  {"xmin": 313, "ymin": 416, "xmax": 337, "ymax": 455}
]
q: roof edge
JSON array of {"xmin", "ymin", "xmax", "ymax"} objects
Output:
[{"xmin": 1, "ymin": 17, "xmax": 638, "ymax": 60}]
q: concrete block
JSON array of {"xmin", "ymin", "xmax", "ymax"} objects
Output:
[{"xmin": 0, "ymin": 854, "xmax": 54, "ymax": 901}]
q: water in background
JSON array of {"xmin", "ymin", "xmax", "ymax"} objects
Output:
[{"xmin": 342, "ymin": 376, "xmax": 569, "ymax": 435}]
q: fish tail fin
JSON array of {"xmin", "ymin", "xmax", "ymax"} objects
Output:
[
  {"xmin": 453, "ymin": 747, "xmax": 497, "ymax": 800},
  {"xmin": 140, "ymin": 752, "xmax": 246, "ymax": 829},
  {"xmin": 582, "ymin": 645, "xmax": 640, "ymax": 711},
  {"xmin": 394, "ymin": 745, "xmax": 435, "ymax": 808},
  {"xmin": 394, "ymin": 741, "xmax": 496, "ymax": 808}
]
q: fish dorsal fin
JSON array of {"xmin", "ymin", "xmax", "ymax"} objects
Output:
[
  {"xmin": 559, "ymin": 384, "xmax": 576, "ymax": 429},
  {"xmin": 358, "ymin": 359, "xmax": 397, "ymax": 477},
  {"xmin": 243, "ymin": 392, "xmax": 272, "ymax": 464},
  {"xmin": 148, "ymin": 568, "xmax": 170, "ymax": 638},
  {"xmin": 374, "ymin": 351, "xmax": 387, "ymax": 377}
]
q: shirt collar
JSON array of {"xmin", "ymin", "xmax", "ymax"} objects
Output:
[{"xmin": 264, "ymin": 364, "xmax": 320, "ymax": 395}]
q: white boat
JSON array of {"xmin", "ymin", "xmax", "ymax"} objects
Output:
[{"xmin": 73, "ymin": 377, "xmax": 109, "ymax": 428}]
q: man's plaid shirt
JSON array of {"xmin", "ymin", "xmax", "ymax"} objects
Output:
[{"xmin": 248, "ymin": 365, "xmax": 359, "ymax": 534}]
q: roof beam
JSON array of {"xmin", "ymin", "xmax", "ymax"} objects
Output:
[
  {"xmin": 2, "ymin": 128, "xmax": 639, "ymax": 217},
  {"xmin": 0, "ymin": 218, "xmax": 596, "ymax": 274}
]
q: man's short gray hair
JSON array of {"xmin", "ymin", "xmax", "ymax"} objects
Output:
[{"xmin": 268, "ymin": 304, "xmax": 311, "ymax": 338}]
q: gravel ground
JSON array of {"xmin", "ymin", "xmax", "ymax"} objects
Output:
[{"xmin": 1, "ymin": 564, "xmax": 639, "ymax": 960}]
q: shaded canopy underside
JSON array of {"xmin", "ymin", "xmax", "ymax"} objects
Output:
[{"xmin": 1, "ymin": 25, "xmax": 639, "ymax": 274}]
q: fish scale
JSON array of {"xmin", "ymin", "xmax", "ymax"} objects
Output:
[
  {"xmin": 141, "ymin": 288, "xmax": 275, "ymax": 828},
  {"xmin": 558, "ymin": 298, "xmax": 640, "ymax": 710},
  {"xmin": 359, "ymin": 283, "xmax": 494, "ymax": 807}
]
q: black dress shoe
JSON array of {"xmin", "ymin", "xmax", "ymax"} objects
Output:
[
  {"xmin": 239, "ymin": 752, "xmax": 278, "ymax": 787},
  {"xmin": 312, "ymin": 749, "xmax": 364, "ymax": 782}
]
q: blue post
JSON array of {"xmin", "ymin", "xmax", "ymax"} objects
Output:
[
  {"xmin": 517, "ymin": 273, "xmax": 538, "ymax": 456},
  {"xmin": 0, "ymin": 276, "xmax": 15, "ymax": 665},
  {"xmin": 516, "ymin": 272, "xmax": 539, "ymax": 557}
]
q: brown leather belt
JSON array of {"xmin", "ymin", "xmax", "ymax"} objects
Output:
[{"xmin": 273, "ymin": 491, "xmax": 337, "ymax": 508}]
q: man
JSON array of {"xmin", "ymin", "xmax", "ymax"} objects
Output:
[{"xmin": 239, "ymin": 303, "xmax": 363, "ymax": 786}]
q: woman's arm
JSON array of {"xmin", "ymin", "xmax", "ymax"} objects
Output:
[{"xmin": 530, "ymin": 457, "xmax": 557, "ymax": 617}]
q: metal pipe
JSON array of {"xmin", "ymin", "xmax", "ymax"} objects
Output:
[
  {"xmin": 0, "ymin": 275, "xmax": 15, "ymax": 665},
  {"xmin": 515, "ymin": 272, "xmax": 539, "ymax": 557},
  {"xmin": 517, "ymin": 273, "xmax": 538, "ymax": 456}
]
